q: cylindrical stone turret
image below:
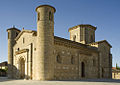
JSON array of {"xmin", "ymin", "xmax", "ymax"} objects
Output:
[
  {"xmin": 35, "ymin": 5, "xmax": 56, "ymax": 80},
  {"xmin": 7, "ymin": 27, "xmax": 20, "ymax": 78}
]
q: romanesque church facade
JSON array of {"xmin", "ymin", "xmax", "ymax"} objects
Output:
[{"xmin": 7, "ymin": 5, "xmax": 112, "ymax": 80}]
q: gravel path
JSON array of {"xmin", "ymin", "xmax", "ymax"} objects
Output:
[{"xmin": 0, "ymin": 77, "xmax": 120, "ymax": 85}]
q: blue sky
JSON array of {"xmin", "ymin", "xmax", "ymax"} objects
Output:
[{"xmin": 0, "ymin": 0, "xmax": 120, "ymax": 67}]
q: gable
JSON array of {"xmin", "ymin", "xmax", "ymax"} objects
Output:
[
  {"xmin": 15, "ymin": 30, "xmax": 36, "ymax": 41},
  {"xmin": 97, "ymin": 40, "xmax": 112, "ymax": 48},
  {"xmin": 16, "ymin": 32, "xmax": 32, "ymax": 44}
]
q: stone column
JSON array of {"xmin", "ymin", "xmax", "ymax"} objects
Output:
[
  {"xmin": 28, "ymin": 43, "xmax": 32, "ymax": 79},
  {"xmin": 34, "ymin": 5, "xmax": 56, "ymax": 80},
  {"xmin": 7, "ymin": 28, "xmax": 20, "ymax": 78}
]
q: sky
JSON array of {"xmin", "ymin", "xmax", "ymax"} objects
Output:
[{"xmin": 0, "ymin": 0, "xmax": 120, "ymax": 67}]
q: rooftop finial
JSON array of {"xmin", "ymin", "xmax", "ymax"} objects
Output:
[{"xmin": 22, "ymin": 27, "xmax": 24, "ymax": 30}]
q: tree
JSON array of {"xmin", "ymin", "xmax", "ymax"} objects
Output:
[
  {"xmin": 116, "ymin": 63, "xmax": 118, "ymax": 68},
  {"xmin": 116, "ymin": 63, "xmax": 120, "ymax": 70}
]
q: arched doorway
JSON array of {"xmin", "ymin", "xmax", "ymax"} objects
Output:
[
  {"xmin": 81, "ymin": 62, "xmax": 85, "ymax": 77},
  {"xmin": 102, "ymin": 68, "xmax": 104, "ymax": 78},
  {"xmin": 19, "ymin": 58, "xmax": 25, "ymax": 79}
]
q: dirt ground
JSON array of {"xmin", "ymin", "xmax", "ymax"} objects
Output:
[{"xmin": 0, "ymin": 77, "xmax": 120, "ymax": 85}]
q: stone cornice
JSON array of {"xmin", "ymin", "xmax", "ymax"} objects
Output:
[
  {"xmin": 15, "ymin": 29, "xmax": 36, "ymax": 41},
  {"xmin": 36, "ymin": 5, "xmax": 56, "ymax": 13},
  {"xmin": 7, "ymin": 28, "xmax": 21, "ymax": 32},
  {"xmin": 112, "ymin": 69, "xmax": 120, "ymax": 72},
  {"xmin": 54, "ymin": 36, "xmax": 98, "ymax": 53},
  {"xmin": 89, "ymin": 40, "xmax": 112, "ymax": 48},
  {"xmin": 68, "ymin": 24, "xmax": 97, "ymax": 32},
  {"xmin": 15, "ymin": 49, "xmax": 29, "ymax": 55}
]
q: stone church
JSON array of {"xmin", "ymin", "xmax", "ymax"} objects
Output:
[{"xmin": 7, "ymin": 5, "xmax": 112, "ymax": 80}]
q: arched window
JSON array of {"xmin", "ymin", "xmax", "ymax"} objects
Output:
[
  {"xmin": 73, "ymin": 35, "xmax": 76, "ymax": 41},
  {"xmin": 38, "ymin": 12, "xmax": 40, "ymax": 21},
  {"xmin": 56, "ymin": 55, "xmax": 61, "ymax": 63},
  {"xmin": 8, "ymin": 32, "xmax": 10, "ymax": 39},
  {"xmin": 91, "ymin": 35, "xmax": 94, "ymax": 42},
  {"xmin": 18, "ymin": 48, "xmax": 20, "ymax": 51},
  {"xmin": 102, "ymin": 68, "xmax": 104, "ymax": 78},
  {"xmin": 71, "ymin": 56, "xmax": 74, "ymax": 64},
  {"xmin": 93, "ymin": 59, "xmax": 96, "ymax": 66},
  {"xmin": 49, "ymin": 11, "xmax": 53, "ymax": 21},
  {"xmin": 16, "ymin": 32, "xmax": 18, "ymax": 37},
  {"xmin": 23, "ymin": 38, "xmax": 25, "ymax": 43}
]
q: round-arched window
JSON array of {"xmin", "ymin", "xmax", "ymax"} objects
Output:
[
  {"xmin": 73, "ymin": 35, "xmax": 76, "ymax": 41},
  {"xmin": 71, "ymin": 56, "xmax": 74, "ymax": 64},
  {"xmin": 56, "ymin": 55, "xmax": 61, "ymax": 63},
  {"xmin": 49, "ymin": 11, "xmax": 53, "ymax": 21}
]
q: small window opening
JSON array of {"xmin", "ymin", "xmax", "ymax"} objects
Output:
[
  {"xmin": 49, "ymin": 11, "xmax": 53, "ymax": 21},
  {"xmin": 23, "ymin": 38, "xmax": 25, "ymax": 43},
  {"xmin": 38, "ymin": 12, "xmax": 40, "ymax": 21},
  {"xmin": 71, "ymin": 56, "xmax": 74, "ymax": 64},
  {"xmin": 16, "ymin": 32, "xmax": 18, "ymax": 37},
  {"xmin": 18, "ymin": 48, "xmax": 20, "ymax": 51},
  {"xmin": 8, "ymin": 32, "xmax": 10, "ymax": 39},
  {"xmin": 73, "ymin": 35, "xmax": 76, "ymax": 41},
  {"xmin": 91, "ymin": 35, "xmax": 94, "ymax": 42},
  {"xmin": 93, "ymin": 59, "xmax": 96, "ymax": 66},
  {"xmin": 56, "ymin": 55, "xmax": 61, "ymax": 63}
]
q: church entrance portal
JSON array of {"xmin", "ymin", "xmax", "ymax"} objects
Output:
[
  {"xmin": 19, "ymin": 58, "xmax": 25, "ymax": 79},
  {"xmin": 81, "ymin": 62, "xmax": 85, "ymax": 77}
]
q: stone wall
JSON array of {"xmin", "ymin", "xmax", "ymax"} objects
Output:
[
  {"xmin": 12, "ymin": 31, "xmax": 112, "ymax": 80},
  {"xmin": 13, "ymin": 30, "xmax": 36, "ymax": 79},
  {"xmin": 98, "ymin": 42, "xmax": 112, "ymax": 78},
  {"xmin": 89, "ymin": 41, "xmax": 112, "ymax": 79},
  {"xmin": 54, "ymin": 37, "xmax": 99, "ymax": 80}
]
